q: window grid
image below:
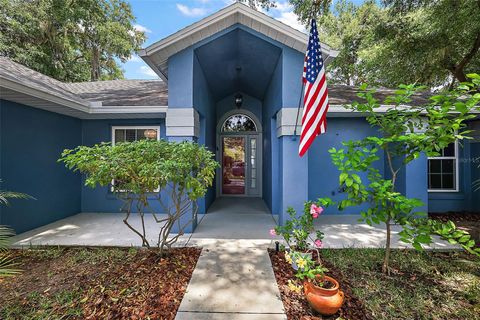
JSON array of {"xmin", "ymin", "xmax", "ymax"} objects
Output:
[
  {"xmin": 427, "ymin": 141, "xmax": 458, "ymax": 192},
  {"xmin": 111, "ymin": 126, "xmax": 160, "ymax": 192},
  {"xmin": 112, "ymin": 126, "xmax": 160, "ymax": 145}
]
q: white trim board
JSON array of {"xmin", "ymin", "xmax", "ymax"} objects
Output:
[
  {"xmin": 1, "ymin": 77, "xmax": 168, "ymax": 119},
  {"xmin": 427, "ymin": 140, "xmax": 460, "ymax": 193},
  {"xmin": 138, "ymin": 2, "xmax": 338, "ymax": 82}
]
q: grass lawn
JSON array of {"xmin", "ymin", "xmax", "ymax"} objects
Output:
[
  {"xmin": 0, "ymin": 247, "xmax": 200, "ymax": 320},
  {"xmin": 322, "ymin": 249, "xmax": 480, "ymax": 320}
]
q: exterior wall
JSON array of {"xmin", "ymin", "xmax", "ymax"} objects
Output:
[
  {"xmin": 307, "ymin": 118, "xmax": 385, "ymax": 215},
  {"xmin": 80, "ymin": 118, "xmax": 165, "ymax": 213},
  {"xmin": 216, "ymin": 93, "xmax": 262, "ymax": 124},
  {"xmin": 471, "ymin": 141, "xmax": 480, "ymax": 211},
  {"xmin": 281, "ymin": 47, "xmax": 304, "ymax": 108},
  {"xmin": 262, "ymin": 54, "xmax": 282, "ymax": 215},
  {"xmin": 428, "ymin": 120, "xmax": 480, "ymax": 213},
  {"xmin": 428, "ymin": 143, "xmax": 469, "ymax": 212},
  {"xmin": 168, "ymin": 49, "xmax": 194, "ymax": 108},
  {"xmin": 167, "ymin": 23, "xmax": 289, "ymax": 215},
  {"xmin": 0, "ymin": 100, "xmax": 82, "ymax": 233},
  {"xmin": 193, "ymin": 53, "xmax": 216, "ymax": 214}
]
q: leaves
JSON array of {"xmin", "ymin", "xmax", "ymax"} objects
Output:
[
  {"xmin": 0, "ymin": 226, "xmax": 21, "ymax": 277},
  {"xmin": 0, "ymin": 0, "xmax": 146, "ymax": 81},
  {"xmin": 328, "ymin": 78, "xmax": 480, "ymax": 271},
  {"xmin": 59, "ymin": 140, "xmax": 219, "ymax": 252}
]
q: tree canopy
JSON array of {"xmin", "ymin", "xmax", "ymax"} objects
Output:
[
  {"xmin": 0, "ymin": 0, "xmax": 145, "ymax": 82},
  {"xmin": 261, "ymin": 0, "xmax": 480, "ymax": 89}
]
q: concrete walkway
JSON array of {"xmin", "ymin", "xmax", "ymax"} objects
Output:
[{"xmin": 175, "ymin": 198, "xmax": 286, "ymax": 319}]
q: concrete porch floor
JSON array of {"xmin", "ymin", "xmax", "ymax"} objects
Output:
[{"xmin": 11, "ymin": 197, "xmax": 456, "ymax": 250}]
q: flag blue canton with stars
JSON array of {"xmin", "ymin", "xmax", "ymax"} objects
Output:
[{"xmin": 303, "ymin": 19, "xmax": 323, "ymax": 84}]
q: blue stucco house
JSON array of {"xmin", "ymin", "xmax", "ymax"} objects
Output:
[{"xmin": 1, "ymin": 3, "xmax": 479, "ymax": 234}]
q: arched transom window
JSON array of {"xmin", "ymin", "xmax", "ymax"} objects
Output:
[{"xmin": 221, "ymin": 114, "xmax": 257, "ymax": 132}]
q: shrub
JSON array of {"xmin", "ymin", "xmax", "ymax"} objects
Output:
[{"xmin": 59, "ymin": 139, "xmax": 218, "ymax": 255}]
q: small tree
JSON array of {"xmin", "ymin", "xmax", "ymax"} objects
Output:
[
  {"xmin": 329, "ymin": 74, "xmax": 480, "ymax": 273},
  {"xmin": 59, "ymin": 139, "xmax": 218, "ymax": 255}
]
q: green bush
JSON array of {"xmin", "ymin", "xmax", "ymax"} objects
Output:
[{"xmin": 59, "ymin": 139, "xmax": 218, "ymax": 255}]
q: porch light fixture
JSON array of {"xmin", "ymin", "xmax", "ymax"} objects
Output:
[{"xmin": 235, "ymin": 93, "xmax": 243, "ymax": 109}]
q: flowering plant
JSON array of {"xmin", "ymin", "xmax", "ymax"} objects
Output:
[
  {"xmin": 285, "ymin": 250, "xmax": 329, "ymax": 281},
  {"xmin": 273, "ymin": 198, "xmax": 332, "ymax": 251}
]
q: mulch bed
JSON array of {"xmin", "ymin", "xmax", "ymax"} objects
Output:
[
  {"xmin": 0, "ymin": 247, "xmax": 201, "ymax": 319},
  {"xmin": 268, "ymin": 249, "xmax": 373, "ymax": 320},
  {"xmin": 429, "ymin": 212, "xmax": 480, "ymax": 245}
]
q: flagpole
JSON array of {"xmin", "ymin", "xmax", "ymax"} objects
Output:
[
  {"xmin": 292, "ymin": 81, "xmax": 305, "ymax": 140},
  {"xmin": 293, "ymin": 5, "xmax": 318, "ymax": 141}
]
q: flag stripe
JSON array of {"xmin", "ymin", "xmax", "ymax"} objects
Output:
[{"xmin": 298, "ymin": 19, "xmax": 330, "ymax": 157}]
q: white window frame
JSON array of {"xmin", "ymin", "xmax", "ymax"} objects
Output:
[
  {"xmin": 428, "ymin": 140, "xmax": 459, "ymax": 192},
  {"xmin": 111, "ymin": 125, "xmax": 161, "ymax": 193},
  {"xmin": 111, "ymin": 125, "xmax": 160, "ymax": 145}
]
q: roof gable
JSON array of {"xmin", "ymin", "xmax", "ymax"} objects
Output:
[{"xmin": 139, "ymin": 2, "xmax": 338, "ymax": 82}]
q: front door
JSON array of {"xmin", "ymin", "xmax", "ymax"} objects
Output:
[
  {"xmin": 218, "ymin": 113, "xmax": 261, "ymax": 197},
  {"xmin": 222, "ymin": 136, "xmax": 246, "ymax": 195}
]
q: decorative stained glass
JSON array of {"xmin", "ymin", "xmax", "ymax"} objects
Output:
[{"xmin": 222, "ymin": 114, "xmax": 257, "ymax": 132}]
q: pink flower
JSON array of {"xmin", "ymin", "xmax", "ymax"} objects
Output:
[
  {"xmin": 270, "ymin": 229, "xmax": 277, "ymax": 236},
  {"xmin": 314, "ymin": 239, "xmax": 323, "ymax": 248},
  {"xmin": 310, "ymin": 204, "xmax": 323, "ymax": 218}
]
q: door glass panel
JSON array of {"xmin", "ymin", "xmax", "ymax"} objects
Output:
[
  {"xmin": 250, "ymin": 138, "xmax": 257, "ymax": 189},
  {"xmin": 222, "ymin": 137, "xmax": 245, "ymax": 194}
]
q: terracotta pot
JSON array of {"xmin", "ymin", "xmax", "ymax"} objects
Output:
[{"xmin": 303, "ymin": 275, "xmax": 344, "ymax": 316}]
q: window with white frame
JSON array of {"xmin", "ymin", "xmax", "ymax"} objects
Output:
[
  {"xmin": 428, "ymin": 141, "xmax": 458, "ymax": 191},
  {"xmin": 111, "ymin": 126, "xmax": 160, "ymax": 192},
  {"xmin": 112, "ymin": 126, "xmax": 160, "ymax": 145}
]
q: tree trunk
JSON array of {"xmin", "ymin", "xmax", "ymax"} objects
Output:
[
  {"xmin": 447, "ymin": 30, "xmax": 480, "ymax": 84},
  {"xmin": 90, "ymin": 46, "xmax": 100, "ymax": 81},
  {"xmin": 382, "ymin": 218, "xmax": 391, "ymax": 274}
]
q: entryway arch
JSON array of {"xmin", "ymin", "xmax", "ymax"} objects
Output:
[{"xmin": 216, "ymin": 109, "xmax": 262, "ymax": 197}]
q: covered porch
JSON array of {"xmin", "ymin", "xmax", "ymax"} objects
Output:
[{"xmin": 11, "ymin": 197, "xmax": 456, "ymax": 250}]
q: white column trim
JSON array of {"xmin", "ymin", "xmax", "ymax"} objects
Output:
[
  {"xmin": 166, "ymin": 108, "xmax": 200, "ymax": 137},
  {"xmin": 276, "ymin": 108, "xmax": 302, "ymax": 137}
]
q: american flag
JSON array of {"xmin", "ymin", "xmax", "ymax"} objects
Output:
[{"xmin": 299, "ymin": 19, "xmax": 330, "ymax": 157}]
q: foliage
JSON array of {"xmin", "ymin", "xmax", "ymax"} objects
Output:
[
  {"xmin": 273, "ymin": 198, "xmax": 333, "ymax": 251},
  {"xmin": 59, "ymin": 139, "xmax": 218, "ymax": 255},
  {"xmin": 252, "ymin": 0, "xmax": 480, "ymax": 88},
  {"xmin": 329, "ymin": 74, "xmax": 480, "ymax": 273},
  {"xmin": 285, "ymin": 250, "xmax": 328, "ymax": 282},
  {"xmin": 0, "ymin": 180, "xmax": 33, "ymax": 206},
  {"xmin": 0, "ymin": 226, "xmax": 20, "ymax": 277},
  {"xmin": 240, "ymin": 0, "xmax": 277, "ymax": 10},
  {"xmin": 369, "ymin": 0, "xmax": 480, "ymax": 87},
  {"xmin": 314, "ymin": 0, "xmax": 384, "ymax": 86},
  {"xmin": 0, "ymin": 181, "xmax": 32, "ymax": 277},
  {"xmin": 0, "ymin": 0, "xmax": 145, "ymax": 82}
]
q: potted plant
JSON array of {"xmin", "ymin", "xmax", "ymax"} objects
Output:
[{"xmin": 271, "ymin": 199, "xmax": 345, "ymax": 315}]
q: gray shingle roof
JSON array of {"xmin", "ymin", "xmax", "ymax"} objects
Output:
[
  {"xmin": 1, "ymin": 56, "xmax": 429, "ymax": 109},
  {"xmin": 0, "ymin": 56, "xmax": 89, "ymax": 106},
  {"xmin": 329, "ymin": 84, "xmax": 430, "ymax": 106},
  {"xmin": 66, "ymin": 80, "xmax": 168, "ymax": 106}
]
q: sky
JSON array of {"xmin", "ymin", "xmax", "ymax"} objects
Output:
[{"xmin": 123, "ymin": 0, "xmax": 364, "ymax": 79}]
